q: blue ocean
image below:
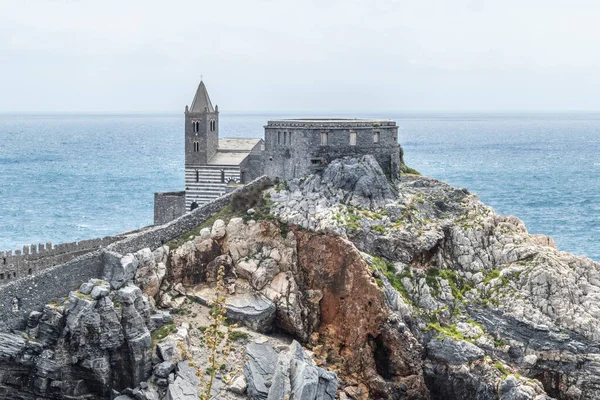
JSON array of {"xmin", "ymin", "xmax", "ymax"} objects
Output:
[{"xmin": 1, "ymin": 113, "xmax": 599, "ymax": 260}]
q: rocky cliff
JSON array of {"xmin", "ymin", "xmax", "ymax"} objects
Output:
[{"xmin": 2, "ymin": 155, "xmax": 600, "ymax": 400}]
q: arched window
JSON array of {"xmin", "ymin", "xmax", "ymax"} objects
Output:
[
  {"xmin": 193, "ymin": 141, "xmax": 199, "ymax": 152},
  {"xmin": 220, "ymin": 169, "xmax": 225, "ymax": 183},
  {"xmin": 191, "ymin": 201, "xmax": 199, "ymax": 211},
  {"xmin": 283, "ymin": 132, "xmax": 287, "ymax": 145},
  {"xmin": 195, "ymin": 170, "xmax": 199, "ymax": 182},
  {"xmin": 278, "ymin": 131, "xmax": 281, "ymax": 145}
]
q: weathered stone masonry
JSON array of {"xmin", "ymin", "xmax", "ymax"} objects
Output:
[
  {"xmin": 0, "ymin": 235, "xmax": 121, "ymax": 285},
  {"xmin": 263, "ymin": 119, "xmax": 401, "ymax": 181}
]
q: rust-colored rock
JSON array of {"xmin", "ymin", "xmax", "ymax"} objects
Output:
[{"xmin": 296, "ymin": 231, "xmax": 429, "ymax": 399}]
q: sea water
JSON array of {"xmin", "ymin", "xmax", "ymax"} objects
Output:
[{"xmin": 0, "ymin": 112, "xmax": 599, "ymax": 261}]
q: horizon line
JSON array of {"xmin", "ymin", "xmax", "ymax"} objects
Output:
[{"xmin": 3, "ymin": 109, "xmax": 600, "ymax": 116}]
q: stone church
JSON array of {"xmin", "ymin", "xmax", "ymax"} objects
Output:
[{"xmin": 154, "ymin": 80, "xmax": 401, "ymax": 224}]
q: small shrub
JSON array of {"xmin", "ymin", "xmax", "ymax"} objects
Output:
[
  {"xmin": 372, "ymin": 224, "xmax": 386, "ymax": 235},
  {"xmin": 228, "ymin": 330, "xmax": 249, "ymax": 342},
  {"xmin": 494, "ymin": 361, "xmax": 509, "ymax": 377}
]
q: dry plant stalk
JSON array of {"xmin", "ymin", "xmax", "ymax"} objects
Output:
[{"xmin": 197, "ymin": 265, "xmax": 241, "ymax": 400}]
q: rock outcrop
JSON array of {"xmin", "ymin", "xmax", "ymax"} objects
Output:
[
  {"xmin": 5, "ymin": 154, "xmax": 600, "ymax": 400},
  {"xmin": 244, "ymin": 340, "xmax": 337, "ymax": 400}
]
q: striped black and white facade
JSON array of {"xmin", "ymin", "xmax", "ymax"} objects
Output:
[{"xmin": 183, "ymin": 81, "xmax": 263, "ymax": 211}]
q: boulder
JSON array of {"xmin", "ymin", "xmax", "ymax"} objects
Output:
[
  {"xmin": 166, "ymin": 361, "xmax": 200, "ymax": 400},
  {"xmin": 244, "ymin": 342, "xmax": 279, "ymax": 399},
  {"xmin": 211, "ymin": 219, "xmax": 227, "ymax": 240},
  {"xmin": 225, "ymin": 293, "xmax": 276, "ymax": 333},
  {"xmin": 154, "ymin": 361, "xmax": 176, "ymax": 378},
  {"xmin": 103, "ymin": 251, "xmax": 139, "ymax": 290},
  {"xmin": 426, "ymin": 338, "xmax": 485, "ymax": 365},
  {"xmin": 192, "ymin": 290, "xmax": 276, "ymax": 333},
  {"xmin": 245, "ymin": 341, "xmax": 337, "ymax": 400}
]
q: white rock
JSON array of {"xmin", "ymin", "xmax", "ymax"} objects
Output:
[
  {"xmin": 227, "ymin": 375, "xmax": 247, "ymax": 395},
  {"xmin": 211, "ymin": 219, "xmax": 227, "ymax": 240}
]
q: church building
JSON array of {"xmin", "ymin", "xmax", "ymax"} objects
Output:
[
  {"xmin": 183, "ymin": 81, "xmax": 263, "ymax": 211},
  {"xmin": 154, "ymin": 79, "xmax": 401, "ymax": 225}
]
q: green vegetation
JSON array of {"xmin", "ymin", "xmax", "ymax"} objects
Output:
[
  {"xmin": 400, "ymin": 163, "xmax": 421, "ymax": 175},
  {"xmin": 166, "ymin": 180, "xmax": 274, "ymax": 250},
  {"xmin": 152, "ymin": 322, "xmax": 177, "ymax": 346},
  {"xmin": 165, "ymin": 204, "xmax": 237, "ymax": 250},
  {"xmin": 74, "ymin": 291, "xmax": 92, "ymax": 301},
  {"xmin": 426, "ymin": 267, "xmax": 473, "ymax": 301},
  {"xmin": 494, "ymin": 361, "xmax": 510, "ymax": 377},
  {"xmin": 425, "ymin": 322, "xmax": 464, "ymax": 341},
  {"xmin": 372, "ymin": 224, "xmax": 386, "ymax": 234},
  {"xmin": 228, "ymin": 330, "xmax": 249, "ymax": 342},
  {"xmin": 371, "ymin": 256, "xmax": 413, "ymax": 304},
  {"xmin": 344, "ymin": 210, "xmax": 362, "ymax": 230}
]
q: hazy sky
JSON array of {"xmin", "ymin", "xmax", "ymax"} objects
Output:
[{"xmin": 1, "ymin": 0, "xmax": 599, "ymax": 112}]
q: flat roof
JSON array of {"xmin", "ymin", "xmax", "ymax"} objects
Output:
[
  {"xmin": 268, "ymin": 118, "xmax": 394, "ymax": 123},
  {"xmin": 218, "ymin": 138, "xmax": 261, "ymax": 151},
  {"xmin": 207, "ymin": 151, "xmax": 250, "ymax": 165},
  {"xmin": 266, "ymin": 119, "xmax": 396, "ymax": 128}
]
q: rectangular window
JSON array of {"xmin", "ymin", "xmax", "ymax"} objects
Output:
[
  {"xmin": 284, "ymin": 132, "xmax": 287, "ymax": 145},
  {"xmin": 373, "ymin": 131, "xmax": 380, "ymax": 144},
  {"xmin": 320, "ymin": 131, "xmax": 328, "ymax": 146},
  {"xmin": 278, "ymin": 132, "xmax": 281, "ymax": 145},
  {"xmin": 311, "ymin": 158, "xmax": 322, "ymax": 165},
  {"xmin": 350, "ymin": 130, "xmax": 357, "ymax": 146}
]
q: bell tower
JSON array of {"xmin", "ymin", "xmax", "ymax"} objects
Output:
[{"xmin": 184, "ymin": 80, "xmax": 219, "ymax": 166}]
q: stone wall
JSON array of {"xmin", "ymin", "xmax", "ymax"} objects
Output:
[
  {"xmin": 240, "ymin": 139, "xmax": 265, "ymax": 183},
  {"xmin": 110, "ymin": 176, "xmax": 271, "ymax": 255},
  {"xmin": 263, "ymin": 120, "xmax": 400, "ymax": 181},
  {"xmin": 0, "ymin": 177, "xmax": 272, "ymax": 331},
  {"xmin": 0, "ymin": 250, "xmax": 104, "ymax": 331},
  {"xmin": 154, "ymin": 191, "xmax": 186, "ymax": 225},
  {"xmin": 0, "ymin": 236, "xmax": 121, "ymax": 286}
]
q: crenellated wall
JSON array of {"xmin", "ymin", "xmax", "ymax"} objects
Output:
[
  {"xmin": 0, "ymin": 236, "xmax": 122, "ymax": 285},
  {"xmin": 0, "ymin": 176, "xmax": 272, "ymax": 331}
]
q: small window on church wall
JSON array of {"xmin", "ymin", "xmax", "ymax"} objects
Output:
[
  {"xmin": 220, "ymin": 169, "xmax": 225, "ymax": 183},
  {"xmin": 350, "ymin": 131, "xmax": 357, "ymax": 146},
  {"xmin": 193, "ymin": 142, "xmax": 199, "ymax": 152},
  {"xmin": 278, "ymin": 132, "xmax": 281, "ymax": 145},
  {"xmin": 373, "ymin": 131, "xmax": 380, "ymax": 144},
  {"xmin": 196, "ymin": 170, "xmax": 199, "ymax": 182},
  {"xmin": 283, "ymin": 132, "xmax": 287, "ymax": 145},
  {"xmin": 321, "ymin": 131, "xmax": 328, "ymax": 146}
]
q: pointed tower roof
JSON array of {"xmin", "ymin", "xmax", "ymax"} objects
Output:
[{"xmin": 190, "ymin": 80, "xmax": 215, "ymax": 113}]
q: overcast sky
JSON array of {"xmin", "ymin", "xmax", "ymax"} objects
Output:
[{"xmin": 1, "ymin": 0, "xmax": 599, "ymax": 113}]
